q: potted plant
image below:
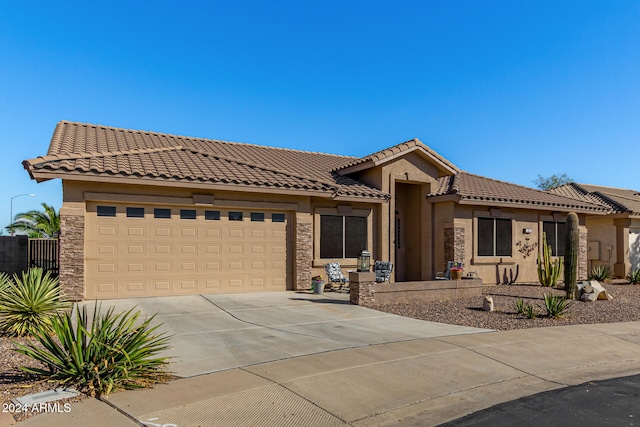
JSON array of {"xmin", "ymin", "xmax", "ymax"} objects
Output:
[{"xmin": 450, "ymin": 263, "xmax": 464, "ymax": 280}]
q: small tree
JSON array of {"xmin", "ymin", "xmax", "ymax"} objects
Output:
[
  {"xmin": 6, "ymin": 203, "xmax": 60, "ymax": 238},
  {"xmin": 534, "ymin": 174, "xmax": 572, "ymax": 190}
]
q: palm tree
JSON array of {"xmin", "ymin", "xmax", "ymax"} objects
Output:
[{"xmin": 7, "ymin": 203, "xmax": 60, "ymax": 238}]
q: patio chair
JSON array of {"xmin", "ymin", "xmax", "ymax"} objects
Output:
[
  {"xmin": 374, "ymin": 261, "xmax": 393, "ymax": 282},
  {"xmin": 435, "ymin": 261, "xmax": 462, "ymax": 280},
  {"xmin": 324, "ymin": 262, "xmax": 349, "ymax": 291}
]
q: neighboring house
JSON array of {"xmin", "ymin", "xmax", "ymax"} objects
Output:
[
  {"xmin": 23, "ymin": 121, "xmax": 606, "ymax": 300},
  {"xmin": 550, "ymin": 183, "xmax": 640, "ymax": 277}
]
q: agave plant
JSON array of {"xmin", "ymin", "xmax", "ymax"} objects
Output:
[
  {"xmin": 541, "ymin": 293, "xmax": 572, "ymax": 319},
  {"xmin": 14, "ymin": 303, "xmax": 172, "ymax": 396},
  {"xmin": 0, "ymin": 268, "xmax": 69, "ymax": 336},
  {"xmin": 588, "ymin": 264, "xmax": 613, "ymax": 282},
  {"xmin": 627, "ymin": 269, "xmax": 640, "ymax": 285}
]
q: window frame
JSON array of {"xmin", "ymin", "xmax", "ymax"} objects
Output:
[
  {"xmin": 97, "ymin": 205, "xmax": 116, "ymax": 217},
  {"xmin": 476, "ymin": 217, "xmax": 513, "ymax": 258},
  {"xmin": 313, "ymin": 207, "xmax": 373, "ymax": 266},
  {"xmin": 543, "ymin": 221, "xmax": 566, "ymax": 257},
  {"xmin": 126, "ymin": 207, "xmax": 145, "ymax": 218}
]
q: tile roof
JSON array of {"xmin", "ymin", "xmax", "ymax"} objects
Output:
[
  {"xmin": 334, "ymin": 138, "xmax": 458, "ymax": 175},
  {"xmin": 432, "ymin": 172, "xmax": 608, "ymax": 213},
  {"xmin": 550, "ymin": 183, "xmax": 640, "ymax": 215},
  {"xmin": 25, "ymin": 121, "xmax": 389, "ymax": 201}
]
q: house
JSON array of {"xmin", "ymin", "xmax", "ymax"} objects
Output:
[
  {"xmin": 550, "ymin": 183, "xmax": 640, "ymax": 277},
  {"xmin": 23, "ymin": 121, "xmax": 607, "ymax": 300}
]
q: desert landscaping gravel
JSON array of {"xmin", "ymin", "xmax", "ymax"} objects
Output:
[{"xmin": 370, "ymin": 282, "xmax": 640, "ymax": 330}]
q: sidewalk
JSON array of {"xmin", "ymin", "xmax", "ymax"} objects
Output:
[{"xmin": 12, "ymin": 321, "xmax": 640, "ymax": 427}]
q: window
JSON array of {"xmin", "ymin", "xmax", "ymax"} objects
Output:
[
  {"xmin": 126, "ymin": 207, "xmax": 145, "ymax": 218},
  {"xmin": 478, "ymin": 217, "xmax": 512, "ymax": 257},
  {"xmin": 97, "ymin": 206, "xmax": 116, "ymax": 217},
  {"xmin": 229, "ymin": 212, "xmax": 243, "ymax": 221},
  {"xmin": 251, "ymin": 212, "xmax": 264, "ymax": 222},
  {"xmin": 320, "ymin": 215, "xmax": 367, "ymax": 258},
  {"xmin": 205, "ymin": 210, "xmax": 220, "ymax": 220},
  {"xmin": 154, "ymin": 208, "xmax": 171, "ymax": 219},
  {"xmin": 272, "ymin": 213, "xmax": 285, "ymax": 223},
  {"xmin": 180, "ymin": 209, "xmax": 196, "ymax": 220},
  {"xmin": 543, "ymin": 221, "xmax": 566, "ymax": 256}
]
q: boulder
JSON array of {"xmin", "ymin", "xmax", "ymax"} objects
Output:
[
  {"xmin": 483, "ymin": 295, "xmax": 494, "ymax": 312},
  {"xmin": 577, "ymin": 280, "xmax": 612, "ymax": 301}
]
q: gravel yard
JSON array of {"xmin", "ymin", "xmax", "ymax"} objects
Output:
[{"xmin": 370, "ymin": 282, "xmax": 640, "ymax": 330}]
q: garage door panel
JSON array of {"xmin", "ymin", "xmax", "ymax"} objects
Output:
[{"xmin": 86, "ymin": 205, "xmax": 289, "ymax": 299}]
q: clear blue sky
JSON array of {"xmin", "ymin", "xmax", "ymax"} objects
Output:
[{"xmin": 2, "ymin": 1, "xmax": 639, "ymax": 229}]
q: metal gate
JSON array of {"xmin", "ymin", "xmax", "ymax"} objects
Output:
[{"xmin": 28, "ymin": 239, "xmax": 59, "ymax": 276}]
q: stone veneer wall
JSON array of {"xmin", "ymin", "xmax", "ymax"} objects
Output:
[
  {"xmin": 579, "ymin": 230, "xmax": 588, "ymax": 281},
  {"xmin": 444, "ymin": 227, "xmax": 466, "ymax": 266},
  {"xmin": 296, "ymin": 222, "xmax": 312, "ymax": 290},
  {"xmin": 59, "ymin": 214, "xmax": 85, "ymax": 301}
]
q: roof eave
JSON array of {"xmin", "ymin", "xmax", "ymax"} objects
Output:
[{"xmin": 456, "ymin": 197, "xmax": 608, "ymax": 214}]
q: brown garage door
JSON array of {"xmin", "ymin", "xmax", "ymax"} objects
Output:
[{"xmin": 85, "ymin": 203, "xmax": 289, "ymax": 299}]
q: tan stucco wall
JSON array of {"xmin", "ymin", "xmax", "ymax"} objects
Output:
[
  {"xmin": 431, "ymin": 203, "xmax": 590, "ymax": 284},
  {"xmin": 585, "ymin": 216, "xmax": 617, "ymax": 271}
]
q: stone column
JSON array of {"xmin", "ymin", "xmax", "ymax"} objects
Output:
[
  {"xmin": 295, "ymin": 220, "xmax": 313, "ymax": 291},
  {"xmin": 578, "ymin": 230, "xmax": 588, "ymax": 281},
  {"xmin": 59, "ymin": 213, "xmax": 85, "ymax": 301},
  {"xmin": 444, "ymin": 226, "xmax": 465, "ymax": 264},
  {"xmin": 349, "ymin": 271, "xmax": 375, "ymax": 305}
]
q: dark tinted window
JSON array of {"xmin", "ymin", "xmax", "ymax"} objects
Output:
[
  {"xmin": 154, "ymin": 208, "xmax": 171, "ymax": 219},
  {"xmin": 495, "ymin": 218, "xmax": 512, "ymax": 256},
  {"xmin": 477, "ymin": 218, "xmax": 494, "ymax": 256},
  {"xmin": 97, "ymin": 206, "xmax": 116, "ymax": 217},
  {"xmin": 205, "ymin": 210, "xmax": 220, "ymax": 220},
  {"xmin": 345, "ymin": 216, "xmax": 367, "ymax": 258},
  {"xmin": 320, "ymin": 215, "xmax": 343, "ymax": 258},
  {"xmin": 251, "ymin": 212, "xmax": 264, "ymax": 222},
  {"xmin": 126, "ymin": 207, "xmax": 144, "ymax": 218},
  {"xmin": 478, "ymin": 217, "xmax": 512, "ymax": 256},
  {"xmin": 272, "ymin": 213, "xmax": 285, "ymax": 223},
  {"xmin": 229, "ymin": 211, "xmax": 243, "ymax": 221},
  {"xmin": 543, "ymin": 221, "xmax": 566, "ymax": 256},
  {"xmin": 180, "ymin": 209, "xmax": 196, "ymax": 220}
]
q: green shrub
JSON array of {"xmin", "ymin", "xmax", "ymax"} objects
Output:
[
  {"xmin": 0, "ymin": 268, "xmax": 69, "ymax": 336},
  {"xmin": 515, "ymin": 298, "xmax": 526, "ymax": 314},
  {"xmin": 14, "ymin": 303, "xmax": 171, "ymax": 396},
  {"xmin": 626, "ymin": 269, "xmax": 640, "ymax": 285},
  {"xmin": 541, "ymin": 293, "xmax": 572, "ymax": 319},
  {"xmin": 524, "ymin": 304, "xmax": 538, "ymax": 319},
  {"xmin": 588, "ymin": 264, "xmax": 613, "ymax": 282}
]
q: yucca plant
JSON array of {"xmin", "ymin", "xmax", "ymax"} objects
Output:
[
  {"xmin": 541, "ymin": 293, "xmax": 572, "ymax": 319},
  {"xmin": 515, "ymin": 298, "xmax": 526, "ymax": 314},
  {"xmin": 626, "ymin": 269, "xmax": 640, "ymax": 285},
  {"xmin": 588, "ymin": 264, "xmax": 613, "ymax": 282},
  {"xmin": 524, "ymin": 304, "xmax": 538, "ymax": 319},
  {"xmin": 0, "ymin": 268, "xmax": 69, "ymax": 336},
  {"xmin": 14, "ymin": 303, "xmax": 171, "ymax": 396}
]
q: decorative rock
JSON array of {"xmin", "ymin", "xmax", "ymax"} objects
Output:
[
  {"xmin": 577, "ymin": 280, "xmax": 612, "ymax": 302},
  {"xmin": 483, "ymin": 295, "xmax": 494, "ymax": 312}
]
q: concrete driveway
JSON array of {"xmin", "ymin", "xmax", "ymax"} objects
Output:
[{"xmin": 85, "ymin": 291, "xmax": 490, "ymax": 377}]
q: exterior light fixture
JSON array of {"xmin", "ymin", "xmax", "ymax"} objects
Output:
[{"xmin": 357, "ymin": 250, "xmax": 371, "ymax": 272}]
